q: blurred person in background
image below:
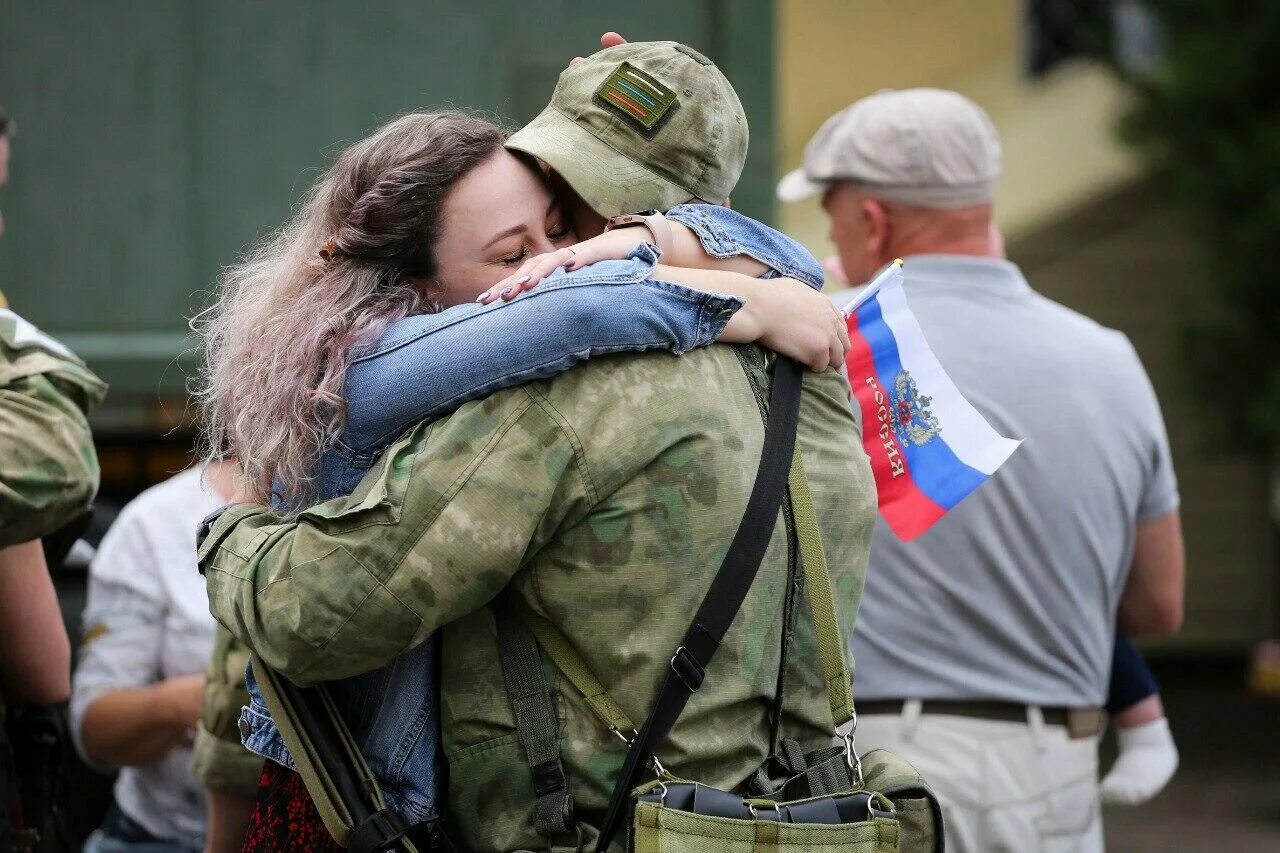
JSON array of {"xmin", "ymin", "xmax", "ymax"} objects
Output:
[
  {"xmin": 778, "ymin": 88, "xmax": 1186, "ymax": 850},
  {"xmin": 71, "ymin": 461, "xmax": 238, "ymax": 852}
]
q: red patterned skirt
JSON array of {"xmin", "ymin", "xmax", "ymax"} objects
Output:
[{"xmin": 242, "ymin": 761, "xmax": 341, "ymax": 852}]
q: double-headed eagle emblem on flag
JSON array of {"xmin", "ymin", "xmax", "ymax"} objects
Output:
[{"xmin": 890, "ymin": 371, "xmax": 941, "ymax": 447}]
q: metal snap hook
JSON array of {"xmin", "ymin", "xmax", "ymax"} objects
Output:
[{"xmin": 843, "ymin": 731, "xmax": 864, "ymax": 786}]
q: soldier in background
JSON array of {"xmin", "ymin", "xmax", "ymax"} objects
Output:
[{"xmin": 1, "ymin": 300, "xmax": 107, "ymax": 849}]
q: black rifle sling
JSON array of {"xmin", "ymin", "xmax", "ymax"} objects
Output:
[{"xmin": 594, "ymin": 356, "xmax": 804, "ymax": 852}]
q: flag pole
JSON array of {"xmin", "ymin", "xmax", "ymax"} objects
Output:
[{"xmin": 843, "ymin": 258, "xmax": 905, "ymax": 316}]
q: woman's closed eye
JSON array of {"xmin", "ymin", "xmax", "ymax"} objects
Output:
[{"xmin": 497, "ymin": 223, "xmax": 574, "ymax": 266}]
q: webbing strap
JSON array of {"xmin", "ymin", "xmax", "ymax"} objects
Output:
[
  {"xmin": 515, "ymin": 600, "xmax": 635, "ymax": 735},
  {"xmin": 255, "ymin": 661, "xmax": 446, "ymax": 852},
  {"xmin": 251, "ymin": 660, "xmax": 421, "ymax": 852},
  {"xmin": 787, "ymin": 453, "xmax": 856, "ymax": 729},
  {"xmin": 251, "ymin": 661, "xmax": 355, "ymax": 841},
  {"xmin": 492, "ymin": 597, "xmax": 574, "ymax": 839},
  {"xmin": 595, "ymin": 357, "xmax": 805, "ymax": 852}
]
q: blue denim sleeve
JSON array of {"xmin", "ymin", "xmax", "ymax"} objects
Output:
[
  {"xmin": 339, "ymin": 244, "xmax": 744, "ymax": 455},
  {"xmin": 664, "ymin": 204, "xmax": 825, "ymax": 290}
]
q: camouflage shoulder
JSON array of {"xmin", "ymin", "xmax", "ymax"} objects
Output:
[
  {"xmin": 0, "ymin": 310, "xmax": 107, "ymax": 410},
  {"xmin": 0, "ymin": 309, "xmax": 78, "ymax": 360}
]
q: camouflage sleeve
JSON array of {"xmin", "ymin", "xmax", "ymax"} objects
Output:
[
  {"xmin": 0, "ymin": 318, "xmax": 107, "ymax": 548},
  {"xmin": 201, "ymin": 388, "xmax": 590, "ymax": 686},
  {"xmin": 191, "ymin": 626, "xmax": 263, "ymax": 796}
]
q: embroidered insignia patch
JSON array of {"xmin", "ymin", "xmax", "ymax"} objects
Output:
[{"xmin": 595, "ymin": 62, "xmax": 678, "ymax": 131}]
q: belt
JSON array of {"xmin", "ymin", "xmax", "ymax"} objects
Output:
[{"xmin": 859, "ymin": 699, "xmax": 1105, "ymax": 739}]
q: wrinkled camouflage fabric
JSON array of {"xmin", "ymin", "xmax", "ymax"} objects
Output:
[
  {"xmin": 202, "ymin": 345, "xmax": 876, "ymax": 852},
  {"xmin": 0, "ymin": 309, "xmax": 105, "ymax": 548},
  {"xmin": 191, "ymin": 625, "xmax": 264, "ymax": 796}
]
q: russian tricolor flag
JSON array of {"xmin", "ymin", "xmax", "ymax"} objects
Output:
[{"xmin": 843, "ymin": 262, "xmax": 1021, "ymax": 540}]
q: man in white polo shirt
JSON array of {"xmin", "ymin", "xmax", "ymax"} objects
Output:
[{"xmin": 779, "ymin": 89, "xmax": 1186, "ymax": 851}]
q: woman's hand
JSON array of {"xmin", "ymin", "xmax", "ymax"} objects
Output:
[
  {"xmin": 477, "ymin": 229, "xmax": 650, "ymax": 305},
  {"xmin": 722, "ymin": 277, "xmax": 850, "ymax": 372}
]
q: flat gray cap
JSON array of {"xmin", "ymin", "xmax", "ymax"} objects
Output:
[{"xmin": 777, "ymin": 88, "xmax": 1002, "ymax": 208}]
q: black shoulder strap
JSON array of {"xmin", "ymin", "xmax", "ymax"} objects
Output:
[
  {"xmin": 492, "ymin": 596, "xmax": 575, "ymax": 840},
  {"xmin": 594, "ymin": 356, "xmax": 805, "ymax": 852}
]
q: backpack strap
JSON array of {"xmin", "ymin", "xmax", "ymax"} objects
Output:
[
  {"xmin": 492, "ymin": 597, "xmax": 575, "ymax": 840},
  {"xmin": 787, "ymin": 452, "xmax": 856, "ymax": 730},
  {"xmin": 594, "ymin": 356, "xmax": 805, "ymax": 852},
  {"xmin": 514, "ymin": 601, "xmax": 636, "ymax": 736}
]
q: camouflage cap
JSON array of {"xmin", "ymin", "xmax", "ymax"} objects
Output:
[{"xmin": 506, "ymin": 41, "xmax": 748, "ymax": 217}]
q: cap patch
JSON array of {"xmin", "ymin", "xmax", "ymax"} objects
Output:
[{"xmin": 595, "ymin": 62, "xmax": 678, "ymax": 132}]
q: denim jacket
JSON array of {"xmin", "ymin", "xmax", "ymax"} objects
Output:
[{"xmin": 238, "ymin": 204, "xmax": 824, "ymax": 824}]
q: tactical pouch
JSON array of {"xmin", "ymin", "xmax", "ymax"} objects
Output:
[
  {"xmin": 630, "ymin": 780, "xmax": 900, "ymax": 853},
  {"xmin": 494, "ymin": 358, "xmax": 944, "ymax": 852}
]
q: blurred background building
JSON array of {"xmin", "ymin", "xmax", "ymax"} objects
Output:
[{"xmin": 2, "ymin": 2, "xmax": 1277, "ymax": 848}]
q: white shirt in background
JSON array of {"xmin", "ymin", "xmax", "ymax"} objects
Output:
[{"xmin": 70, "ymin": 466, "xmax": 225, "ymax": 846}]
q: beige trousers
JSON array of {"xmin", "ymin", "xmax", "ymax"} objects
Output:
[{"xmin": 848, "ymin": 701, "xmax": 1104, "ymax": 853}]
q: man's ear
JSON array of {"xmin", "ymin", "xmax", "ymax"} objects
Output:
[{"xmin": 860, "ymin": 197, "xmax": 892, "ymax": 260}]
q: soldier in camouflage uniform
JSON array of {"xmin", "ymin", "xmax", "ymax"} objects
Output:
[
  {"xmin": 0, "ymin": 297, "xmax": 105, "ymax": 847},
  {"xmin": 0, "ymin": 298, "xmax": 104, "ymax": 704},
  {"xmin": 202, "ymin": 342, "xmax": 875, "ymax": 850},
  {"xmin": 0, "ymin": 301, "xmax": 105, "ymax": 548}
]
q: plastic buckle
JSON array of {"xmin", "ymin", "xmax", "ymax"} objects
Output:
[
  {"xmin": 669, "ymin": 646, "xmax": 705, "ymax": 692},
  {"xmin": 348, "ymin": 809, "xmax": 410, "ymax": 853},
  {"xmin": 531, "ymin": 757, "xmax": 567, "ymax": 797}
]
